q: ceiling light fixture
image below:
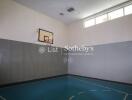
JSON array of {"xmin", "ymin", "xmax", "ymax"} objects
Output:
[
  {"xmin": 67, "ymin": 7, "xmax": 75, "ymax": 12},
  {"xmin": 59, "ymin": 13, "xmax": 64, "ymax": 16}
]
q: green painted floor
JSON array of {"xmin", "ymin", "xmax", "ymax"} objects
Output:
[{"xmin": 0, "ymin": 75, "xmax": 132, "ymax": 100}]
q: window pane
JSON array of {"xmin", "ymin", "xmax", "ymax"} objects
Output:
[
  {"xmin": 96, "ymin": 14, "xmax": 107, "ymax": 24},
  {"xmin": 124, "ymin": 4, "xmax": 132, "ymax": 15},
  {"xmin": 84, "ymin": 19, "xmax": 95, "ymax": 28},
  {"xmin": 108, "ymin": 8, "xmax": 124, "ymax": 20}
]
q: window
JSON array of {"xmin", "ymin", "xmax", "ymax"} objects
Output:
[
  {"xmin": 83, "ymin": 2, "xmax": 132, "ymax": 28},
  {"xmin": 124, "ymin": 4, "xmax": 132, "ymax": 15},
  {"xmin": 96, "ymin": 14, "xmax": 107, "ymax": 24},
  {"xmin": 108, "ymin": 8, "xmax": 124, "ymax": 20},
  {"xmin": 84, "ymin": 19, "xmax": 95, "ymax": 28}
]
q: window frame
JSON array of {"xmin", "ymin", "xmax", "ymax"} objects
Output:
[
  {"xmin": 83, "ymin": 3, "xmax": 132, "ymax": 28},
  {"xmin": 108, "ymin": 8, "xmax": 124, "ymax": 20},
  {"xmin": 84, "ymin": 18, "xmax": 95, "ymax": 28},
  {"xmin": 95, "ymin": 14, "xmax": 108, "ymax": 24},
  {"xmin": 124, "ymin": 4, "xmax": 132, "ymax": 15}
]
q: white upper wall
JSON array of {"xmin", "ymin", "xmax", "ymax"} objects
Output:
[
  {"xmin": 0, "ymin": 0, "xmax": 68, "ymax": 47},
  {"xmin": 68, "ymin": 14, "xmax": 132, "ymax": 46},
  {"xmin": 0, "ymin": 0, "xmax": 132, "ymax": 48},
  {"xmin": 68, "ymin": 13, "xmax": 132, "ymax": 84}
]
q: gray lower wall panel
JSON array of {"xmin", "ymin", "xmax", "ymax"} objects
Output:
[
  {"xmin": 0, "ymin": 39, "xmax": 68, "ymax": 85},
  {"xmin": 68, "ymin": 41, "xmax": 132, "ymax": 84},
  {"xmin": 1, "ymin": 38, "xmax": 132, "ymax": 85}
]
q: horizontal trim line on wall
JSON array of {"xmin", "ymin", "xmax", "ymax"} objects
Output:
[
  {"xmin": 0, "ymin": 74, "xmax": 67, "ymax": 88},
  {"xmin": 1, "ymin": 38, "xmax": 132, "ymax": 51},
  {"xmin": 83, "ymin": 40, "xmax": 132, "ymax": 47},
  {"xmin": 68, "ymin": 74, "xmax": 132, "ymax": 86},
  {"xmin": 0, "ymin": 74, "xmax": 132, "ymax": 88},
  {"xmin": 0, "ymin": 38, "xmax": 66, "ymax": 49}
]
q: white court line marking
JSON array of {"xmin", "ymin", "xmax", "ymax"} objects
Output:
[
  {"xmin": 88, "ymin": 90, "xmax": 97, "ymax": 92},
  {"xmin": 78, "ymin": 89, "xmax": 112, "ymax": 95},
  {"xmin": 73, "ymin": 77, "xmax": 131, "ymax": 100},
  {"xmin": 0, "ymin": 96, "xmax": 6, "ymax": 100},
  {"xmin": 68, "ymin": 96, "xmax": 75, "ymax": 100},
  {"xmin": 70, "ymin": 77, "xmax": 132, "ymax": 100},
  {"xmin": 123, "ymin": 94, "xmax": 128, "ymax": 100},
  {"xmin": 78, "ymin": 92, "xmax": 84, "ymax": 95},
  {"xmin": 102, "ymin": 90, "xmax": 112, "ymax": 92},
  {"xmin": 73, "ymin": 77, "xmax": 128, "ymax": 95}
]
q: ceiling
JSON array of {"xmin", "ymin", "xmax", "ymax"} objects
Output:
[{"xmin": 14, "ymin": 0, "xmax": 128, "ymax": 24}]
